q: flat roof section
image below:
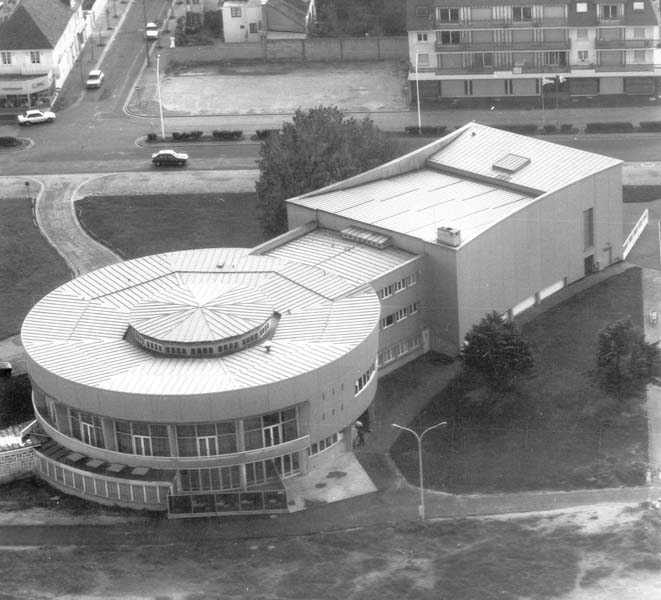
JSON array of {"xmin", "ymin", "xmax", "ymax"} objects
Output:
[
  {"xmin": 288, "ymin": 169, "xmax": 536, "ymax": 246},
  {"xmin": 262, "ymin": 228, "xmax": 419, "ymax": 283}
]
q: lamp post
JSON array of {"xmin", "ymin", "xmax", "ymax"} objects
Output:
[
  {"xmin": 156, "ymin": 54, "xmax": 165, "ymax": 140},
  {"xmin": 415, "ymin": 50, "xmax": 422, "ymax": 136},
  {"xmin": 143, "ymin": 0, "xmax": 150, "ymax": 66},
  {"xmin": 24, "ymin": 181, "xmax": 31, "ymax": 201},
  {"xmin": 112, "ymin": 0, "xmax": 118, "ymax": 18},
  {"xmin": 392, "ymin": 421, "xmax": 447, "ymax": 520}
]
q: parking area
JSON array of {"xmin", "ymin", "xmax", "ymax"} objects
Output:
[{"xmin": 131, "ymin": 59, "xmax": 410, "ymax": 116}]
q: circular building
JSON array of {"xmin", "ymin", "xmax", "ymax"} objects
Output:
[{"xmin": 23, "ymin": 249, "xmax": 380, "ymax": 516}]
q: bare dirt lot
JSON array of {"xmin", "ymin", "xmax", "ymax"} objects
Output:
[{"xmin": 140, "ymin": 61, "xmax": 410, "ymax": 116}]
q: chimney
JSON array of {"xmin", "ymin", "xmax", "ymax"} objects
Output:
[{"xmin": 436, "ymin": 226, "xmax": 461, "ymax": 247}]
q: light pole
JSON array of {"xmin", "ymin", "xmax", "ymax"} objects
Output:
[
  {"xmin": 392, "ymin": 421, "xmax": 447, "ymax": 520},
  {"xmin": 415, "ymin": 50, "xmax": 422, "ymax": 136},
  {"xmin": 24, "ymin": 181, "xmax": 31, "ymax": 201},
  {"xmin": 112, "ymin": 0, "xmax": 118, "ymax": 18},
  {"xmin": 156, "ymin": 54, "xmax": 165, "ymax": 140}
]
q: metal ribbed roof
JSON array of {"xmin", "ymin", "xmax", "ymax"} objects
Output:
[
  {"xmin": 262, "ymin": 228, "xmax": 418, "ymax": 283},
  {"xmin": 22, "ymin": 249, "xmax": 380, "ymax": 395}
]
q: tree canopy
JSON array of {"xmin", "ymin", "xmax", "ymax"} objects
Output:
[
  {"xmin": 461, "ymin": 311, "xmax": 534, "ymax": 388},
  {"xmin": 597, "ymin": 318, "xmax": 658, "ymax": 394},
  {"xmin": 255, "ymin": 106, "xmax": 400, "ymax": 239}
]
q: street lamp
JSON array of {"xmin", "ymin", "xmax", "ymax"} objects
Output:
[
  {"xmin": 392, "ymin": 421, "xmax": 447, "ymax": 521},
  {"xmin": 156, "ymin": 54, "xmax": 165, "ymax": 140},
  {"xmin": 113, "ymin": 0, "xmax": 118, "ymax": 18},
  {"xmin": 24, "ymin": 181, "xmax": 31, "ymax": 201},
  {"xmin": 143, "ymin": 0, "xmax": 150, "ymax": 67},
  {"xmin": 415, "ymin": 50, "xmax": 422, "ymax": 136}
]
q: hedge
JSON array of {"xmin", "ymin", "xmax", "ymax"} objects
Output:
[
  {"xmin": 404, "ymin": 125, "xmax": 447, "ymax": 136},
  {"xmin": 638, "ymin": 121, "xmax": 661, "ymax": 132},
  {"xmin": 255, "ymin": 129, "xmax": 279, "ymax": 140},
  {"xmin": 585, "ymin": 121, "xmax": 634, "ymax": 133},
  {"xmin": 492, "ymin": 124, "xmax": 539, "ymax": 134},
  {"xmin": 0, "ymin": 136, "xmax": 18, "ymax": 147},
  {"xmin": 212, "ymin": 130, "xmax": 243, "ymax": 141}
]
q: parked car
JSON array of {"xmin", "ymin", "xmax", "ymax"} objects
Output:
[
  {"xmin": 152, "ymin": 149, "xmax": 188, "ymax": 167},
  {"xmin": 86, "ymin": 69, "xmax": 104, "ymax": 89},
  {"xmin": 0, "ymin": 361, "xmax": 12, "ymax": 377},
  {"xmin": 17, "ymin": 109, "xmax": 56, "ymax": 126},
  {"xmin": 145, "ymin": 22, "xmax": 159, "ymax": 40}
]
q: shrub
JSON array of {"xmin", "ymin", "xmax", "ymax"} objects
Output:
[
  {"xmin": 638, "ymin": 121, "xmax": 661, "ymax": 132},
  {"xmin": 0, "ymin": 136, "xmax": 18, "ymax": 147},
  {"xmin": 172, "ymin": 131, "xmax": 183, "ymax": 140},
  {"xmin": 190, "ymin": 130, "xmax": 203, "ymax": 139},
  {"xmin": 585, "ymin": 121, "xmax": 634, "ymax": 133},
  {"xmin": 560, "ymin": 124, "xmax": 574, "ymax": 133},
  {"xmin": 493, "ymin": 124, "xmax": 538, "ymax": 135},
  {"xmin": 146, "ymin": 132, "xmax": 158, "ymax": 142},
  {"xmin": 404, "ymin": 125, "xmax": 446, "ymax": 136},
  {"xmin": 212, "ymin": 130, "xmax": 243, "ymax": 140},
  {"xmin": 542, "ymin": 124, "xmax": 558, "ymax": 134},
  {"xmin": 255, "ymin": 129, "xmax": 279, "ymax": 140}
]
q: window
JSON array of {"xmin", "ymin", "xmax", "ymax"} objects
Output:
[
  {"xmin": 417, "ymin": 32, "xmax": 428, "ymax": 42},
  {"xmin": 415, "ymin": 6, "xmax": 430, "ymax": 17},
  {"xmin": 583, "ymin": 208, "xmax": 594, "ymax": 250},
  {"xmin": 633, "ymin": 49, "xmax": 646, "ymax": 62},
  {"xmin": 576, "ymin": 2, "xmax": 588, "ymax": 12},
  {"xmin": 633, "ymin": 1, "xmax": 645, "ymax": 10},
  {"xmin": 30, "ymin": 51, "xmax": 40, "ymax": 64},
  {"xmin": 438, "ymin": 7, "xmax": 460, "ymax": 22},
  {"xmin": 512, "ymin": 6, "xmax": 532, "ymax": 21},
  {"xmin": 418, "ymin": 53, "xmax": 430, "ymax": 66},
  {"xmin": 381, "ymin": 314, "xmax": 395, "ymax": 329},
  {"xmin": 0, "ymin": 51, "xmax": 11, "ymax": 65},
  {"xmin": 440, "ymin": 31, "xmax": 460, "ymax": 44},
  {"xmin": 578, "ymin": 50, "xmax": 589, "ymax": 61},
  {"xmin": 179, "ymin": 465, "xmax": 241, "ymax": 492},
  {"xmin": 545, "ymin": 51, "xmax": 567, "ymax": 65},
  {"xmin": 355, "ymin": 362, "xmax": 376, "ymax": 395},
  {"xmin": 633, "ymin": 27, "xmax": 645, "ymax": 38},
  {"xmin": 70, "ymin": 410, "xmax": 104, "ymax": 448},
  {"xmin": 243, "ymin": 409, "xmax": 299, "ymax": 451},
  {"xmin": 577, "ymin": 28, "xmax": 588, "ymax": 39},
  {"xmin": 116, "ymin": 421, "xmax": 170, "ymax": 456},
  {"xmin": 231, "ymin": 7, "xmax": 241, "ymax": 17},
  {"xmin": 249, "ymin": 22, "xmax": 258, "ymax": 33},
  {"xmin": 601, "ymin": 4, "xmax": 617, "ymax": 18},
  {"xmin": 176, "ymin": 422, "xmax": 237, "ymax": 457},
  {"xmin": 464, "ymin": 80, "xmax": 473, "ymax": 96},
  {"xmin": 504, "ymin": 79, "xmax": 514, "ymax": 95}
]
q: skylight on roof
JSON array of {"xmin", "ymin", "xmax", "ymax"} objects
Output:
[
  {"xmin": 492, "ymin": 153, "xmax": 531, "ymax": 174},
  {"xmin": 341, "ymin": 226, "xmax": 391, "ymax": 249}
]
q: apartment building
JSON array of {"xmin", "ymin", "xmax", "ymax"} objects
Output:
[{"xmin": 407, "ymin": 0, "xmax": 661, "ymax": 101}]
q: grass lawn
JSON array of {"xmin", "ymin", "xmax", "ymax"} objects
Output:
[
  {"xmin": 392, "ymin": 267, "xmax": 649, "ymax": 493},
  {"xmin": 0, "ymin": 197, "xmax": 70, "ymax": 339},
  {"xmin": 76, "ymin": 193, "xmax": 264, "ymax": 260}
]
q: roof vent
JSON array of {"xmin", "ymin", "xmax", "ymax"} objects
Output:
[
  {"xmin": 341, "ymin": 226, "xmax": 392, "ymax": 249},
  {"xmin": 437, "ymin": 226, "xmax": 461, "ymax": 247},
  {"xmin": 492, "ymin": 153, "xmax": 531, "ymax": 174}
]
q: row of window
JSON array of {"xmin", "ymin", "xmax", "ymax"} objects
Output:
[
  {"xmin": 355, "ymin": 362, "xmax": 376, "ymax": 395},
  {"xmin": 378, "ymin": 333, "xmax": 423, "ymax": 367},
  {"xmin": 65, "ymin": 405, "xmax": 299, "ymax": 457},
  {"xmin": 380, "ymin": 302, "xmax": 419, "ymax": 330},
  {"xmin": 416, "ymin": 3, "xmax": 645, "ymax": 22},
  {"xmin": 377, "ymin": 272, "xmax": 418, "ymax": 300},
  {"xmin": 0, "ymin": 51, "xmax": 40, "ymax": 65},
  {"xmin": 308, "ymin": 432, "xmax": 340, "ymax": 456}
]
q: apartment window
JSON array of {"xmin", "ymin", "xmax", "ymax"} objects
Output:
[
  {"xmin": 415, "ymin": 6, "xmax": 430, "ymax": 17},
  {"xmin": 504, "ymin": 79, "xmax": 514, "ymax": 95},
  {"xmin": 417, "ymin": 32, "xmax": 428, "ymax": 42},
  {"xmin": 438, "ymin": 7, "xmax": 460, "ymax": 22},
  {"xmin": 0, "ymin": 51, "xmax": 11, "ymax": 65},
  {"xmin": 576, "ymin": 2, "xmax": 588, "ymax": 12},
  {"xmin": 578, "ymin": 50, "xmax": 589, "ymax": 61},
  {"xmin": 633, "ymin": 49, "xmax": 646, "ymax": 62},
  {"xmin": 601, "ymin": 4, "xmax": 617, "ymax": 18},
  {"xmin": 440, "ymin": 31, "xmax": 460, "ymax": 44},
  {"xmin": 418, "ymin": 53, "xmax": 430, "ymax": 67},
  {"xmin": 633, "ymin": 1, "xmax": 645, "ymax": 10},
  {"xmin": 249, "ymin": 22, "xmax": 258, "ymax": 33},
  {"xmin": 512, "ymin": 6, "xmax": 532, "ymax": 21},
  {"xmin": 231, "ymin": 7, "xmax": 241, "ymax": 17},
  {"xmin": 464, "ymin": 80, "xmax": 473, "ymax": 95},
  {"xmin": 583, "ymin": 208, "xmax": 594, "ymax": 250},
  {"xmin": 30, "ymin": 51, "xmax": 40, "ymax": 64},
  {"xmin": 633, "ymin": 27, "xmax": 645, "ymax": 38},
  {"xmin": 577, "ymin": 28, "xmax": 588, "ymax": 39},
  {"xmin": 381, "ymin": 314, "xmax": 395, "ymax": 329},
  {"xmin": 545, "ymin": 51, "xmax": 567, "ymax": 65}
]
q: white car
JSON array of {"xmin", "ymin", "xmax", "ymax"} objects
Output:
[
  {"xmin": 145, "ymin": 22, "xmax": 159, "ymax": 40},
  {"xmin": 152, "ymin": 149, "xmax": 188, "ymax": 166},
  {"xmin": 17, "ymin": 109, "xmax": 56, "ymax": 126},
  {"xmin": 86, "ymin": 69, "xmax": 104, "ymax": 89}
]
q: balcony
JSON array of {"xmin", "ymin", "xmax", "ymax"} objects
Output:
[
  {"xmin": 431, "ymin": 63, "xmax": 571, "ymax": 76},
  {"xmin": 595, "ymin": 38, "xmax": 653, "ymax": 49},
  {"xmin": 595, "ymin": 63, "xmax": 655, "ymax": 71},
  {"xmin": 435, "ymin": 40, "xmax": 571, "ymax": 53},
  {"xmin": 460, "ymin": 17, "xmax": 567, "ymax": 28}
]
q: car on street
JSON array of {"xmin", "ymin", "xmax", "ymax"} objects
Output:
[
  {"xmin": 152, "ymin": 149, "xmax": 188, "ymax": 167},
  {"xmin": 86, "ymin": 69, "xmax": 104, "ymax": 89},
  {"xmin": 0, "ymin": 361, "xmax": 12, "ymax": 377},
  {"xmin": 16, "ymin": 109, "xmax": 56, "ymax": 126},
  {"xmin": 145, "ymin": 22, "xmax": 159, "ymax": 40}
]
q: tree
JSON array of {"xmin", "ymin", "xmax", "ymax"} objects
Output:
[
  {"xmin": 255, "ymin": 106, "xmax": 400, "ymax": 239},
  {"xmin": 597, "ymin": 318, "xmax": 658, "ymax": 394},
  {"xmin": 461, "ymin": 311, "xmax": 534, "ymax": 388}
]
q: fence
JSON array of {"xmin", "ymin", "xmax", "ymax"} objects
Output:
[{"xmin": 167, "ymin": 36, "xmax": 408, "ymax": 65}]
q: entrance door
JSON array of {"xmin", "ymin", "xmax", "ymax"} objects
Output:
[{"xmin": 584, "ymin": 255, "xmax": 595, "ymax": 276}]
